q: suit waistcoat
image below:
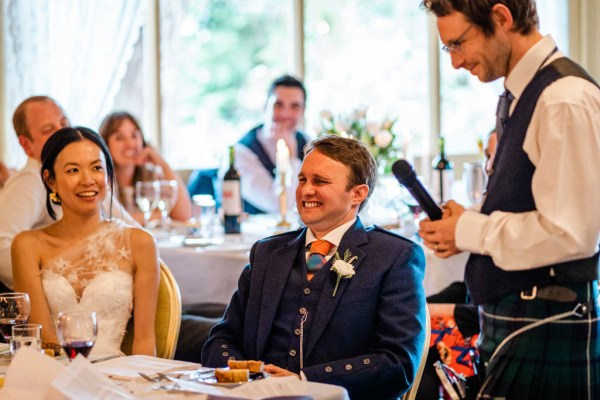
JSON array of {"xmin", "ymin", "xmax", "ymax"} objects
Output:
[
  {"xmin": 466, "ymin": 57, "xmax": 600, "ymax": 305},
  {"xmin": 265, "ymin": 248, "xmax": 331, "ymax": 372},
  {"xmin": 238, "ymin": 125, "xmax": 307, "ymax": 214}
]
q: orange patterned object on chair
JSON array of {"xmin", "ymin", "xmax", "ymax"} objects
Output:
[{"xmin": 430, "ymin": 315, "xmax": 479, "ymax": 378}]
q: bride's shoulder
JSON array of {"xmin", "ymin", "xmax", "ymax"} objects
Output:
[
  {"xmin": 128, "ymin": 226, "xmax": 157, "ymax": 248},
  {"xmin": 12, "ymin": 224, "xmax": 58, "ymax": 248}
]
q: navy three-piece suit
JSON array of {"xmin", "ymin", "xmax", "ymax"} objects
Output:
[{"xmin": 202, "ymin": 218, "xmax": 426, "ymax": 399}]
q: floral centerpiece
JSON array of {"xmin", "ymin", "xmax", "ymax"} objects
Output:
[{"xmin": 318, "ymin": 108, "xmax": 404, "ymax": 173}]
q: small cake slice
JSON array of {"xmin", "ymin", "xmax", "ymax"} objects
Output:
[
  {"xmin": 227, "ymin": 359, "xmax": 265, "ymax": 373},
  {"xmin": 215, "ymin": 368, "xmax": 249, "ymax": 383}
]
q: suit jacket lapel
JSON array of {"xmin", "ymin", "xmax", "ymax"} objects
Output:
[
  {"xmin": 255, "ymin": 229, "xmax": 306, "ymax": 356},
  {"xmin": 305, "ymin": 219, "xmax": 368, "ymax": 358}
]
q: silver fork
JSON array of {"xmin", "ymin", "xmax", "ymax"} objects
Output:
[{"xmin": 138, "ymin": 372, "xmax": 165, "ymax": 382}]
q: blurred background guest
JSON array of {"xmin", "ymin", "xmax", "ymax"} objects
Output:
[
  {"xmin": 234, "ymin": 74, "xmax": 309, "ymax": 214},
  {"xmin": 483, "ymin": 130, "xmax": 497, "ymax": 176},
  {"xmin": 0, "ymin": 96, "xmax": 71, "ymax": 291},
  {"xmin": 12, "ymin": 127, "xmax": 158, "ymax": 356},
  {"xmin": 0, "ymin": 161, "xmax": 11, "ymax": 189},
  {"xmin": 99, "ymin": 111, "xmax": 192, "ymax": 225}
]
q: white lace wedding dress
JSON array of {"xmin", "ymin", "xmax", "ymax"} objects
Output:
[{"xmin": 42, "ymin": 220, "xmax": 135, "ymax": 356}]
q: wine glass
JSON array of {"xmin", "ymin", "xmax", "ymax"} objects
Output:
[
  {"xmin": 0, "ymin": 292, "xmax": 30, "ymax": 344},
  {"xmin": 156, "ymin": 180, "xmax": 178, "ymax": 229},
  {"xmin": 56, "ymin": 311, "xmax": 98, "ymax": 360},
  {"xmin": 463, "ymin": 161, "xmax": 485, "ymax": 206},
  {"xmin": 135, "ymin": 180, "xmax": 160, "ymax": 227}
]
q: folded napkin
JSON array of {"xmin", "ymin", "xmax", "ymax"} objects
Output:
[
  {"xmin": 93, "ymin": 354, "xmax": 199, "ymax": 381},
  {"xmin": 3, "ymin": 346, "xmax": 68, "ymax": 400},
  {"xmin": 4, "ymin": 347, "xmax": 140, "ymax": 399}
]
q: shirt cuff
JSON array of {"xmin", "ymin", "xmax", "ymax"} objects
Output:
[
  {"xmin": 300, "ymin": 371, "xmax": 308, "ymax": 381},
  {"xmin": 455, "ymin": 210, "xmax": 488, "ymax": 254}
]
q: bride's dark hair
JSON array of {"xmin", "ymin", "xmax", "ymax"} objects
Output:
[{"xmin": 40, "ymin": 126, "xmax": 116, "ymax": 220}]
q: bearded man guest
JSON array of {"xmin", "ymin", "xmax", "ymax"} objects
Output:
[{"xmin": 420, "ymin": 1, "xmax": 600, "ymax": 398}]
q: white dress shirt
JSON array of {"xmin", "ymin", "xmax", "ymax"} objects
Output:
[
  {"xmin": 0, "ymin": 157, "xmax": 137, "ymax": 288},
  {"xmin": 234, "ymin": 127, "xmax": 303, "ymax": 214},
  {"xmin": 456, "ymin": 35, "xmax": 600, "ymax": 271}
]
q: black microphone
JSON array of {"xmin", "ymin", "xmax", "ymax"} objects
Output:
[{"xmin": 392, "ymin": 159, "xmax": 443, "ymax": 221}]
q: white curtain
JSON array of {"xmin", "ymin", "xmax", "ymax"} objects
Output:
[{"xmin": 3, "ymin": 0, "xmax": 145, "ymax": 166}]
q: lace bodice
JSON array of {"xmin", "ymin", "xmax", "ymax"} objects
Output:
[{"xmin": 42, "ymin": 221, "xmax": 135, "ymax": 356}]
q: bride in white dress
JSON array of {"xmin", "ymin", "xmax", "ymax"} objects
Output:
[{"xmin": 11, "ymin": 127, "xmax": 159, "ymax": 356}]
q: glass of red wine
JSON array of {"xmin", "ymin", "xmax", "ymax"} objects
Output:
[
  {"xmin": 56, "ymin": 311, "xmax": 97, "ymax": 360},
  {"xmin": 0, "ymin": 292, "xmax": 31, "ymax": 344}
]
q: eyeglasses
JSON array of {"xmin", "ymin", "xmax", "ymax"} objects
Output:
[{"xmin": 441, "ymin": 24, "xmax": 473, "ymax": 54}]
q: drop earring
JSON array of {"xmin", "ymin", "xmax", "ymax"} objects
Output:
[{"xmin": 49, "ymin": 191, "xmax": 62, "ymax": 205}]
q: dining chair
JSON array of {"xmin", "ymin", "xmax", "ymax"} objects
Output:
[
  {"xmin": 402, "ymin": 306, "xmax": 431, "ymax": 400},
  {"xmin": 121, "ymin": 260, "xmax": 182, "ymax": 359}
]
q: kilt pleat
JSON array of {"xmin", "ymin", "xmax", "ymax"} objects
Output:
[{"xmin": 477, "ymin": 281, "xmax": 600, "ymax": 400}]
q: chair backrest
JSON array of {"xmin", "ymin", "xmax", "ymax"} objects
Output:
[
  {"xmin": 187, "ymin": 168, "xmax": 220, "ymax": 207},
  {"xmin": 121, "ymin": 260, "xmax": 182, "ymax": 359},
  {"xmin": 402, "ymin": 306, "xmax": 431, "ymax": 400}
]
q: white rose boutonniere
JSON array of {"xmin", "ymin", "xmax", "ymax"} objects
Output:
[{"xmin": 330, "ymin": 249, "xmax": 358, "ymax": 297}]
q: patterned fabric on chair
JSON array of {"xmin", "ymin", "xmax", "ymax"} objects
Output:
[{"xmin": 121, "ymin": 260, "xmax": 182, "ymax": 359}]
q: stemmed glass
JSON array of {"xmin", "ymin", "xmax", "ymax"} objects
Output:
[
  {"xmin": 0, "ymin": 292, "xmax": 30, "ymax": 344},
  {"xmin": 157, "ymin": 180, "xmax": 178, "ymax": 229},
  {"xmin": 56, "ymin": 311, "xmax": 98, "ymax": 360},
  {"xmin": 135, "ymin": 180, "xmax": 160, "ymax": 227}
]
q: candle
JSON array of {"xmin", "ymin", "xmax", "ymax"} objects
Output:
[{"xmin": 276, "ymin": 139, "xmax": 290, "ymax": 173}]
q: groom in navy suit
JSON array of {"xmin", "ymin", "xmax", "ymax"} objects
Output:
[{"xmin": 202, "ymin": 135, "xmax": 426, "ymax": 399}]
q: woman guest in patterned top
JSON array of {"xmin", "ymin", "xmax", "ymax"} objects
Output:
[
  {"xmin": 11, "ymin": 127, "xmax": 159, "ymax": 355},
  {"xmin": 99, "ymin": 111, "xmax": 192, "ymax": 225}
]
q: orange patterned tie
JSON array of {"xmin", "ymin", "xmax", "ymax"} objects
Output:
[{"xmin": 307, "ymin": 239, "xmax": 333, "ymax": 273}]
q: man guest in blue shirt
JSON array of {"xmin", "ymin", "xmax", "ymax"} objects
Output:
[{"xmin": 202, "ymin": 135, "xmax": 426, "ymax": 399}]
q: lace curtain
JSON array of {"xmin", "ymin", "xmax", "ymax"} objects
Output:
[{"xmin": 3, "ymin": 0, "xmax": 145, "ymax": 166}]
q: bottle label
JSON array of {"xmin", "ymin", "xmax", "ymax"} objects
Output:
[
  {"xmin": 431, "ymin": 170, "xmax": 454, "ymax": 204},
  {"xmin": 222, "ymin": 181, "xmax": 242, "ymax": 215}
]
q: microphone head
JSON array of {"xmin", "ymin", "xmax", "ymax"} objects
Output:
[{"xmin": 392, "ymin": 159, "xmax": 417, "ymax": 187}]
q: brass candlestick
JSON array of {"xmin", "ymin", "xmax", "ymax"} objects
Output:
[{"xmin": 275, "ymin": 170, "xmax": 291, "ymax": 228}]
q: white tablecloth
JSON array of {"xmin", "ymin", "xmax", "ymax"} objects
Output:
[
  {"xmin": 158, "ymin": 216, "xmax": 468, "ymax": 306},
  {"xmin": 158, "ymin": 215, "xmax": 297, "ymax": 306}
]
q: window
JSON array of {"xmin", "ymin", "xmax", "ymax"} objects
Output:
[
  {"xmin": 1, "ymin": 0, "xmax": 577, "ymax": 172},
  {"xmin": 158, "ymin": 0, "xmax": 289, "ymax": 169},
  {"xmin": 303, "ymin": 1, "xmax": 429, "ymax": 164}
]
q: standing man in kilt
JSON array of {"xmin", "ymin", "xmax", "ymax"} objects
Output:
[{"xmin": 419, "ymin": 1, "xmax": 600, "ymax": 399}]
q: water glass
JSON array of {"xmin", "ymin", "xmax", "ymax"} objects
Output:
[
  {"xmin": 192, "ymin": 194, "xmax": 217, "ymax": 237},
  {"xmin": 10, "ymin": 323, "xmax": 41, "ymax": 356},
  {"xmin": 0, "ymin": 292, "xmax": 30, "ymax": 343},
  {"xmin": 135, "ymin": 180, "xmax": 160, "ymax": 227},
  {"xmin": 56, "ymin": 311, "xmax": 98, "ymax": 360},
  {"xmin": 157, "ymin": 180, "xmax": 178, "ymax": 229},
  {"xmin": 463, "ymin": 161, "xmax": 486, "ymax": 206}
]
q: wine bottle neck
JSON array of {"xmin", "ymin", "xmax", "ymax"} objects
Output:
[{"xmin": 228, "ymin": 146, "xmax": 236, "ymax": 167}]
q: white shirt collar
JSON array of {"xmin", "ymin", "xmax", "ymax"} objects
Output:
[
  {"xmin": 505, "ymin": 35, "xmax": 563, "ymax": 102},
  {"xmin": 305, "ymin": 217, "xmax": 357, "ymax": 257},
  {"xmin": 25, "ymin": 157, "xmax": 41, "ymax": 171}
]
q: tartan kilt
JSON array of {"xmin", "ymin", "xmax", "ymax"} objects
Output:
[{"xmin": 477, "ymin": 281, "xmax": 600, "ymax": 400}]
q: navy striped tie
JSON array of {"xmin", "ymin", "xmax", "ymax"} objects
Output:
[{"xmin": 496, "ymin": 90, "xmax": 514, "ymax": 141}]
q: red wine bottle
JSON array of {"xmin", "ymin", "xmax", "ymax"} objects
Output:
[
  {"xmin": 431, "ymin": 136, "xmax": 454, "ymax": 204},
  {"xmin": 222, "ymin": 146, "xmax": 242, "ymax": 234}
]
